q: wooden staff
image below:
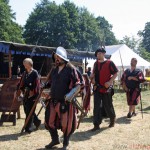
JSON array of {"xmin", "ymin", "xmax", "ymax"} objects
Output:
[
  {"xmin": 20, "ymin": 89, "xmax": 43, "ymax": 134},
  {"xmin": 77, "ymin": 111, "xmax": 86, "ymax": 129},
  {"xmin": 119, "ymin": 50, "xmax": 124, "ymax": 72},
  {"xmin": 140, "ymin": 93, "xmax": 143, "ymax": 119},
  {"xmin": 139, "ymin": 84, "xmax": 143, "ymax": 119},
  {"xmin": 119, "ymin": 50, "xmax": 128, "ymax": 92},
  {"xmin": 37, "ymin": 105, "xmax": 43, "ymax": 117},
  {"xmin": 73, "ymin": 98, "xmax": 86, "ymax": 129},
  {"xmin": 36, "ymin": 66, "xmax": 54, "ymax": 117}
]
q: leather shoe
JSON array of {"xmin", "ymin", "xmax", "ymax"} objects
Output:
[
  {"xmin": 109, "ymin": 121, "xmax": 115, "ymax": 127},
  {"xmin": 45, "ymin": 140, "xmax": 60, "ymax": 149},
  {"xmin": 127, "ymin": 112, "xmax": 132, "ymax": 118},
  {"xmin": 25, "ymin": 129, "xmax": 32, "ymax": 134},
  {"xmin": 61, "ymin": 145, "xmax": 69, "ymax": 150},
  {"xmin": 132, "ymin": 112, "xmax": 137, "ymax": 116},
  {"xmin": 35, "ymin": 120, "xmax": 41, "ymax": 130},
  {"xmin": 109, "ymin": 118, "xmax": 116, "ymax": 128},
  {"xmin": 90, "ymin": 125, "xmax": 100, "ymax": 131}
]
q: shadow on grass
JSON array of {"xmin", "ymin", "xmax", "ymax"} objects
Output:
[
  {"xmin": 0, "ymin": 132, "xmax": 22, "ymax": 141},
  {"xmin": 103, "ymin": 116, "xmax": 131, "ymax": 125},
  {"xmin": 0, "ymin": 123, "xmax": 47, "ymax": 142},
  {"xmin": 78, "ymin": 115, "xmax": 93, "ymax": 123},
  {"xmin": 115, "ymin": 116, "xmax": 131, "ymax": 124},
  {"xmin": 143, "ymin": 106, "xmax": 150, "ymax": 112},
  {"xmin": 38, "ymin": 123, "xmax": 46, "ymax": 131},
  {"xmin": 71, "ymin": 126, "xmax": 108, "ymax": 142},
  {"xmin": 36, "ymin": 147, "xmax": 62, "ymax": 150}
]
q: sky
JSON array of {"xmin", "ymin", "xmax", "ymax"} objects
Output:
[{"xmin": 9, "ymin": 0, "xmax": 150, "ymax": 40}]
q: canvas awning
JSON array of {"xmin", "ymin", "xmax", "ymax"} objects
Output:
[{"xmin": 0, "ymin": 41, "xmax": 110, "ymax": 60}]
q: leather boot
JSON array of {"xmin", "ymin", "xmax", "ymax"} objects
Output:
[
  {"xmin": 25, "ymin": 128, "xmax": 32, "ymax": 134},
  {"xmin": 127, "ymin": 112, "xmax": 132, "ymax": 118},
  {"xmin": 34, "ymin": 120, "xmax": 41, "ymax": 130},
  {"xmin": 45, "ymin": 129, "xmax": 60, "ymax": 149},
  {"xmin": 62, "ymin": 134, "xmax": 70, "ymax": 150},
  {"xmin": 132, "ymin": 111, "xmax": 136, "ymax": 116},
  {"xmin": 109, "ymin": 117, "xmax": 116, "ymax": 128},
  {"xmin": 90, "ymin": 125, "xmax": 100, "ymax": 131},
  {"xmin": 61, "ymin": 145, "xmax": 69, "ymax": 150}
]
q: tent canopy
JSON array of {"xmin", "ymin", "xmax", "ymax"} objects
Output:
[
  {"xmin": 108, "ymin": 44, "xmax": 150, "ymax": 67},
  {"xmin": 87, "ymin": 44, "xmax": 150, "ymax": 69}
]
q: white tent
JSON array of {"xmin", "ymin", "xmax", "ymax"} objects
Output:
[
  {"xmin": 86, "ymin": 44, "xmax": 150, "ymax": 79},
  {"xmin": 108, "ymin": 44, "xmax": 150, "ymax": 67},
  {"xmin": 87, "ymin": 44, "xmax": 150, "ymax": 68}
]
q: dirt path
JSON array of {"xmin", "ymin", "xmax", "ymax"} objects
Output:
[{"xmin": 0, "ymin": 91, "xmax": 150, "ymax": 150}]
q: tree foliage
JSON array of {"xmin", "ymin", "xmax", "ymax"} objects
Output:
[
  {"xmin": 75, "ymin": 7, "xmax": 100, "ymax": 51},
  {"xmin": 139, "ymin": 22, "xmax": 150, "ymax": 52},
  {"xmin": 119, "ymin": 35, "xmax": 150, "ymax": 61},
  {"xmin": 0, "ymin": 0, "xmax": 24, "ymax": 43},
  {"xmin": 96, "ymin": 16, "xmax": 118, "ymax": 47},
  {"xmin": 138, "ymin": 45, "xmax": 150, "ymax": 62},
  {"xmin": 119, "ymin": 36, "xmax": 138, "ymax": 52},
  {"xmin": 23, "ymin": 0, "xmax": 118, "ymax": 51}
]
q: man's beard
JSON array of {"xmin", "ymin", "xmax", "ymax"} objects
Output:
[{"xmin": 55, "ymin": 59, "xmax": 65, "ymax": 66}]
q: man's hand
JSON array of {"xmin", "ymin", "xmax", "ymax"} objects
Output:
[
  {"xmin": 90, "ymin": 73, "xmax": 95, "ymax": 84},
  {"xmin": 40, "ymin": 82, "xmax": 46, "ymax": 89},
  {"xmin": 128, "ymin": 76, "xmax": 137, "ymax": 80},
  {"xmin": 128, "ymin": 76, "xmax": 138, "ymax": 81},
  {"xmin": 128, "ymin": 76, "xmax": 133, "ymax": 80},
  {"xmin": 90, "ymin": 73, "xmax": 94, "ymax": 79},
  {"xmin": 16, "ymin": 90, "xmax": 21, "ymax": 97},
  {"xmin": 104, "ymin": 81, "xmax": 111, "ymax": 88}
]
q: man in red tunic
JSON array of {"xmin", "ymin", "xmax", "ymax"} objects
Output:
[
  {"xmin": 44, "ymin": 47, "xmax": 82, "ymax": 150},
  {"xmin": 121, "ymin": 58, "xmax": 145, "ymax": 118},
  {"xmin": 90, "ymin": 48, "xmax": 118, "ymax": 131}
]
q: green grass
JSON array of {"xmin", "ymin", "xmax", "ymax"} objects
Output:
[{"xmin": 113, "ymin": 90, "xmax": 150, "ymax": 113}]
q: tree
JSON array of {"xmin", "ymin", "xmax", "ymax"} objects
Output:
[
  {"xmin": 23, "ymin": 0, "xmax": 58, "ymax": 46},
  {"xmin": 138, "ymin": 45, "xmax": 150, "ymax": 62},
  {"xmin": 61, "ymin": 0, "xmax": 79, "ymax": 47},
  {"xmin": 76, "ymin": 7, "xmax": 100, "ymax": 51},
  {"xmin": 24, "ymin": 0, "xmax": 77, "ymax": 48},
  {"xmin": 23, "ymin": 0, "xmax": 118, "ymax": 51},
  {"xmin": 119, "ymin": 34, "xmax": 150, "ymax": 61},
  {"xmin": 96, "ymin": 16, "xmax": 118, "ymax": 47},
  {"xmin": 139, "ymin": 22, "xmax": 150, "ymax": 52},
  {"xmin": 0, "ymin": 0, "xmax": 24, "ymax": 43},
  {"xmin": 119, "ymin": 36, "xmax": 138, "ymax": 52}
]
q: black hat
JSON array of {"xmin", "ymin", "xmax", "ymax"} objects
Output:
[{"xmin": 95, "ymin": 48, "xmax": 106, "ymax": 57}]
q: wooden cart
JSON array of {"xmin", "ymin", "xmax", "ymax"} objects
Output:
[{"xmin": 0, "ymin": 79, "xmax": 20, "ymax": 126}]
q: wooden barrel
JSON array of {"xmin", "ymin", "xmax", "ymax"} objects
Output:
[{"xmin": 0, "ymin": 79, "xmax": 20, "ymax": 112}]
